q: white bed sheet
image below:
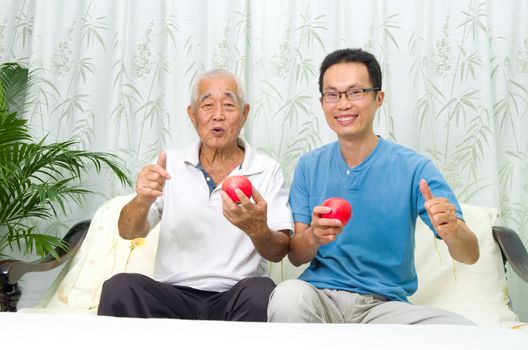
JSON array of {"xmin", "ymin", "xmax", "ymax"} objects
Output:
[{"xmin": 2, "ymin": 312, "xmax": 527, "ymax": 350}]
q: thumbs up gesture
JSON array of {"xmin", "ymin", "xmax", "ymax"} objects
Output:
[
  {"xmin": 135, "ymin": 150, "xmax": 171, "ymax": 205},
  {"xmin": 419, "ymin": 179, "xmax": 458, "ymax": 241}
]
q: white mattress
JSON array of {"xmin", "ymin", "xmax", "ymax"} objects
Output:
[{"xmin": 2, "ymin": 312, "xmax": 527, "ymax": 349}]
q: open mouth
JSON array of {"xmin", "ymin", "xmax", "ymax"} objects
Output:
[{"xmin": 211, "ymin": 127, "xmax": 225, "ymax": 135}]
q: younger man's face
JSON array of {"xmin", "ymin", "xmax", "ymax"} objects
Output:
[{"xmin": 320, "ymin": 62, "xmax": 384, "ymax": 142}]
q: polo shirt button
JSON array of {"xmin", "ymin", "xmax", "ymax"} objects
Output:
[
  {"xmin": 346, "ymin": 170, "xmax": 351, "ymax": 175},
  {"xmin": 206, "ymin": 177, "xmax": 211, "ymax": 181}
]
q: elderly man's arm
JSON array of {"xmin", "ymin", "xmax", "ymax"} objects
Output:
[
  {"xmin": 221, "ymin": 187, "xmax": 291, "ymax": 262},
  {"xmin": 118, "ymin": 196, "xmax": 152, "ymax": 239},
  {"xmin": 244, "ymin": 226, "xmax": 291, "ymax": 263},
  {"xmin": 119, "ymin": 151, "xmax": 170, "ymax": 239}
]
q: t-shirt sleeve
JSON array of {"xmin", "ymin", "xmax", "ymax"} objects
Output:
[
  {"xmin": 289, "ymin": 156, "xmax": 312, "ymax": 225},
  {"xmin": 416, "ymin": 160, "xmax": 463, "ymax": 238},
  {"xmin": 261, "ymin": 161, "xmax": 294, "ymax": 234},
  {"xmin": 147, "ymin": 194, "xmax": 163, "ymax": 229},
  {"xmin": 145, "ymin": 155, "xmax": 164, "ymax": 230}
]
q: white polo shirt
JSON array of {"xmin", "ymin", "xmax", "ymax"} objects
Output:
[{"xmin": 147, "ymin": 138, "xmax": 293, "ymax": 292}]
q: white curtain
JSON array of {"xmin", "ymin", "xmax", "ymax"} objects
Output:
[{"xmin": 1, "ymin": 0, "xmax": 527, "ymax": 320}]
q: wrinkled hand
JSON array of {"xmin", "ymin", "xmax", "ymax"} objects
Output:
[
  {"xmin": 308, "ymin": 206, "xmax": 344, "ymax": 246},
  {"xmin": 419, "ymin": 179, "xmax": 458, "ymax": 241},
  {"xmin": 135, "ymin": 150, "xmax": 171, "ymax": 206},
  {"xmin": 221, "ymin": 186, "xmax": 268, "ymax": 236}
]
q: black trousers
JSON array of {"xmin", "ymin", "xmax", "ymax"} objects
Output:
[{"xmin": 97, "ymin": 273, "xmax": 275, "ymax": 321}]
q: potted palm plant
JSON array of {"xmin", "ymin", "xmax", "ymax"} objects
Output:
[
  {"xmin": 0, "ymin": 62, "xmax": 132, "ymax": 310},
  {"xmin": 0, "ymin": 62, "xmax": 131, "ymax": 309}
]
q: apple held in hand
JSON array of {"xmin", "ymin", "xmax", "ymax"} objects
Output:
[
  {"xmin": 222, "ymin": 175, "xmax": 252, "ymax": 203},
  {"xmin": 320, "ymin": 197, "xmax": 352, "ymax": 226}
]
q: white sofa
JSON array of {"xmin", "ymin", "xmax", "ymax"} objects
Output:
[
  {"xmin": 25, "ymin": 194, "xmax": 526, "ymax": 326},
  {"xmin": 1, "ymin": 194, "xmax": 528, "ymax": 349}
]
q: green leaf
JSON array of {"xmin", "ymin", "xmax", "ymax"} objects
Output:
[{"xmin": 0, "ymin": 63, "xmax": 132, "ymax": 259}]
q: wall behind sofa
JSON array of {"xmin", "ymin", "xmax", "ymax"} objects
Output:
[{"xmin": 1, "ymin": 0, "xmax": 527, "ymax": 320}]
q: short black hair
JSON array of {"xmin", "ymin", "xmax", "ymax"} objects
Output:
[{"xmin": 318, "ymin": 48, "xmax": 382, "ymax": 93}]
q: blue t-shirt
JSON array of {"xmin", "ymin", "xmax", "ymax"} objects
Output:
[{"xmin": 289, "ymin": 137, "xmax": 463, "ymax": 302}]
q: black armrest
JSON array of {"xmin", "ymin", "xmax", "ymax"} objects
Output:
[
  {"xmin": 0, "ymin": 220, "xmax": 91, "ymax": 283},
  {"xmin": 0, "ymin": 220, "xmax": 91, "ymax": 311},
  {"xmin": 492, "ymin": 226, "xmax": 528, "ymax": 283}
]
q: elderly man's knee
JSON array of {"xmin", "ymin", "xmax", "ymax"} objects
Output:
[{"xmin": 100, "ymin": 273, "xmax": 143, "ymax": 300}]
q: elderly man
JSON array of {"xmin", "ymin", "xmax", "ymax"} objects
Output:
[
  {"xmin": 98, "ymin": 69, "xmax": 293, "ymax": 321},
  {"xmin": 268, "ymin": 48, "xmax": 479, "ymax": 325}
]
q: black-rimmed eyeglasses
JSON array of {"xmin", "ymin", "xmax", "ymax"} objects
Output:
[{"xmin": 321, "ymin": 87, "xmax": 380, "ymax": 103}]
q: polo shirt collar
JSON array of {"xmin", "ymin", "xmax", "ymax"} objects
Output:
[
  {"xmin": 335, "ymin": 136, "xmax": 386, "ymax": 172},
  {"xmin": 183, "ymin": 137, "xmax": 264, "ymax": 176}
]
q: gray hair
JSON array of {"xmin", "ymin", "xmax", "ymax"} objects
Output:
[{"xmin": 189, "ymin": 69, "xmax": 246, "ymax": 111}]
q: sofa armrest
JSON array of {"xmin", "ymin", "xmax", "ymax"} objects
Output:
[
  {"xmin": 0, "ymin": 220, "xmax": 91, "ymax": 311},
  {"xmin": 492, "ymin": 226, "xmax": 528, "ymax": 283}
]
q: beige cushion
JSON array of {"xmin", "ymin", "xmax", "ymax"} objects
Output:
[
  {"xmin": 409, "ymin": 203, "xmax": 519, "ymax": 326},
  {"xmin": 37, "ymin": 194, "xmax": 160, "ymax": 313}
]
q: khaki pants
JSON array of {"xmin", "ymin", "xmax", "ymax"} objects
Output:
[{"xmin": 267, "ymin": 279, "xmax": 474, "ymax": 325}]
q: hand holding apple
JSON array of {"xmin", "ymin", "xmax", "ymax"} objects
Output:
[
  {"xmin": 308, "ymin": 198, "xmax": 351, "ymax": 246},
  {"xmin": 222, "ymin": 175, "xmax": 252, "ymax": 203},
  {"xmin": 221, "ymin": 184, "xmax": 268, "ymax": 238},
  {"xmin": 320, "ymin": 197, "xmax": 352, "ymax": 226}
]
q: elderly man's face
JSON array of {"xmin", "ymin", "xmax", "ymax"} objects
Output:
[{"xmin": 188, "ymin": 76, "xmax": 248, "ymax": 151}]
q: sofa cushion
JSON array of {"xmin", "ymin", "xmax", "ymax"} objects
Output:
[
  {"xmin": 409, "ymin": 203, "xmax": 518, "ymax": 326},
  {"xmin": 38, "ymin": 194, "xmax": 160, "ymax": 313}
]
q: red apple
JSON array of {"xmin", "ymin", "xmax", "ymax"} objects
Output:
[
  {"xmin": 222, "ymin": 175, "xmax": 252, "ymax": 203},
  {"xmin": 320, "ymin": 197, "xmax": 352, "ymax": 226}
]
